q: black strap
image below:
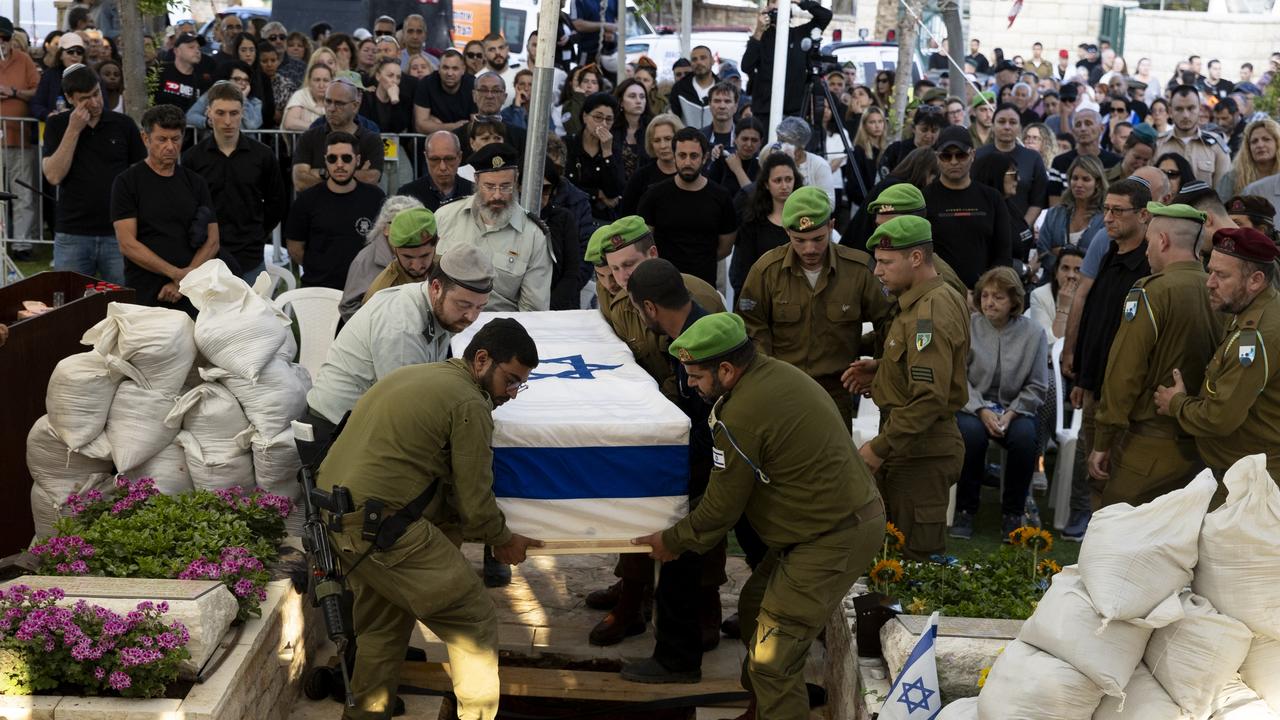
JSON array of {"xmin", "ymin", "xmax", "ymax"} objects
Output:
[{"xmin": 371, "ymin": 481, "xmax": 440, "ymax": 551}]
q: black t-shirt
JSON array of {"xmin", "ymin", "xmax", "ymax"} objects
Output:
[
  {"xmin": 43, "ymin": 111, "xmax": 146, "ymax": 236},
  {"xmin": 637, "ymin": 178, "xmax": 737, "ymax": 286},
  {"xmin": 707, "ymin": 154, "xmax": 760, "ymax": 203},
  {"xmin": 152, "ymin": 62, "xmax": 211, "ymax": 112},
  {"xmin": 1048, "ymin": 148, "xmax": 1121, "ymax": 198},
  {"xmin": 110, "ymin": 162, "xmax": 214, "ymax": 307},
  {"xmin": 922, "ymin": 180, "xmax": 1013, "ymax": 287},
  {"xmin": 1075, "ymin": 240, "xmax": 1151, "ymax": 395},
  {"xmin": 293, "ymin": 123, "xmax": 386, "ymax": 175},
  {"xmin": 284, "ymin": 182, "xmax": 386, "ymax": 290},
  {"xmin": 413, "ymin": 73, "xmax": 476, "ymax": 124}
]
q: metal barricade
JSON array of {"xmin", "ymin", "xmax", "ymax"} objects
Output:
[{"xmin": 1, "ymin": 113, "xmax": 431, "ymax": 287}]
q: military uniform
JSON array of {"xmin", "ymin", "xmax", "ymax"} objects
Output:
[
  {"xmin": 865, "ymin": 216, "xmax": 969, "ymax": 560},
  {"xmin": 361, "ymin": 260, "xmax": 417, "ymax": 305},
  {"xmin": 1093, "ymin": 204, "xmax": 1221, "ymax": 507},
  {"xmin": 317, "ymin": 358, "xmax": 511, "ymax": 720},
  {"xmin": 662, "ymin": 313, "xmax": 883, "ymax": 720},
  {"xmin": 738, "ymin": 187, "xmax": 891, "ymax": 429},
  {"xmin": 434, "ymin": 196, "xmax": 552, "ymax": 312},
  {"xmin": 1156, "ymin": 130, "xmax": 1231, "ymax": 188}
]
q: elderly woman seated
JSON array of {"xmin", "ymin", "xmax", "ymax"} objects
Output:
[{"xmin": 950, "ymin": 266, "xmax": 1048, "ymax": 542}]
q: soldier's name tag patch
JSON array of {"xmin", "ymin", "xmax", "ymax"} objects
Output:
[
  {"xmin": 910, "ymin": 366, "xmax": 934, "ymax": 383},
  {"xmin": 1123, "ymin": 299, "xmax": 1138, "ymax": 321},
  {"xmin": 712, "ymin": 447, "xmax": 726, "ymax": 469},
  {"xmin": 739, "ymin": 298, "xmax": 756, "ymax": 311},
  {"xmin": 1241, "ymin": 344, "xmax": 1256, "ymax": 367}
]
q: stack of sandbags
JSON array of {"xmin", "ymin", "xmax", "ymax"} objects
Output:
[
  {"xmin": 165, "ymin": 383, "xmax": 255, "ymax": 492},
  {"xmin": 1195, "ymin": 454, "xmax": 1280, "ymax": 717},
  {"xmin": 26, "ymin": 416, "xmax": 114, "ymax": 537},
  {"xmin": 179, "ymin": 261, "xmax": 309, "ymax": 501},
  {"xmin": 978, "ymin": 473, "xmax": 1219, "ymax": 719}
]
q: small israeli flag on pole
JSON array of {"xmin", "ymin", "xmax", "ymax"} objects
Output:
[{"xmin": 877, "ymin": 612, "xmax": 942, "ymax": 720}]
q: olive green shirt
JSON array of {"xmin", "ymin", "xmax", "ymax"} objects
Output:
[
  {"xmin": 361, "ymin": 260, "xmax": 416, "ymax": 305},
  {"xmin": 1170, "ymin": 287, "xmax": 1280, "ymax": 475},
  {"xmin": 868, "ymin": 274, "xmax": 969, "ymax": 460},
  {"xmin": 605, "ymin": 272, "xmax": 724, "ymax": 400},
  {"xmin": 663, "ymin": 355, "xmax": 881, "ymax": 554},
  {"xmin": 1094, "ymin": 261, "xmax": 1222, "ymax": 449},
  {"xmin": 738, "ymin": 242, "xmax": 891, "ymax": 378},
  {"xmin": 316, "ymin": 358, "xmax": 512, "ymax": 547}
]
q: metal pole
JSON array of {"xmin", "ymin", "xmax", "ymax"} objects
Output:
[
  {"xmin": 617, "ymin": 0, "xmax": 627, "ymax": 86},
  {"xmin": 520, "ymin": 0, "xmax": 562, "ymax": 212},
  {"xmin": 491, "ymin": 0, "xmax": 502, "ymax": 35},
  {"xmin": 767, "ymin": 0, "xmax": 792, "ymax": 143},
  {"xmin": 679, "ymin": 0, "xmax": 692, "ymax": 60}
]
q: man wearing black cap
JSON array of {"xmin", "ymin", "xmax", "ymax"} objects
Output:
[
  {"xmin": 1156, "ymin": 226, "xmax": 1280, "ymax": 497},
  {"xmin": 153, "ymin": 32, "xmax": 211, "ymax": 112},
  {"xmin": 435, "ymin": 143, "xmax": 553, "ymax": 311},
  {"xmin": 923, "ymin": 125, "xmax": 1013, "ymax": 287},
  {"xmin": 1045, "ymin": 81, "xmax": 1078, "ymax": 135}
]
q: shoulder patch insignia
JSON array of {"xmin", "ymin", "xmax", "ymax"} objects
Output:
[
  {"xmin": 739, "ymin": 298, "xmax": 757, "ymax": 311},
  {"xmin": 1241, "ymin": 343, "xmax": 1256, "ymax": 367},
  {"xmin": 1123, "ymin": 298, "xmax": 1138, "ymax": 321},
  {"xmin": 916, "ymin": 332, "xmax": 932, "ymax": 351},
  {"xmin": 910, "ymin": 365, "xmax": 935, "ymax": 383}
]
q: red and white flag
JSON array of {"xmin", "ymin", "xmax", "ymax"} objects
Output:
[{"xmin": 1008, "ymin": 0, "xmax": 1024, "ymax": 27}]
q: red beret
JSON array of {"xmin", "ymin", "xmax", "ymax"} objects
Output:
[{"xmin": 1213, "ymin": 227, "xmax": 1280, "ymax": 264}]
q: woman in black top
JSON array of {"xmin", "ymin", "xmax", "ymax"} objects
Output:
[
  {"xmin": 843, "ymin": 146, "xmax": 940, "ymax": 249},
  {"xmin": 565, "ymin": 92, "xmax": 626, "ymax": 222},
  {"xmin": 540, "ymin": 164, "xmax": 585, "ymax": 310},
  {"xmin": 360, "ymin": 58, "xmax": 414, "ymax": 133},
  {"xmin": 848, "ymin": 106, "xmax": 888, "ymax": 206},
  {"xmin": 973, "ymin": 151, "xmax": 1033, "ymax": 282},
  {"xmin": 613, "ymin": 78, "xmax": 653, "ymax": 180},
  {"xmin": 618, "ymin": 112, "xmax": 683, "ymax": 215},
  {"xmin": 730, "ymin": 153, "xmax": 803, "ymax": 298}
]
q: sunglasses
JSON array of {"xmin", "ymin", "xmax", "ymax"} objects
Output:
[
  {"xmin": 465, "ymin": 51, "xmax": 483, "ymax": 59},
  {"xmin": 374, "ymin": 30, "xmax": 394, "ymax": 37},
  {"xmin": 325, "ymin": 153, "xmax": 354, "ymax": 164},
  {"xmin": 1160, "ymin": 169, "xmax": 1180, "ymax": 177},
  {"xmin": 267, "ymin": 34, "xmax": 286, "ymax": 41},
  {"xmin": 938, "ymin": 151, "xmax": 970, "ymax": 162},
  {"xmin": 63, "ymin": 47, "xmax": 85, "ymax": 55}
]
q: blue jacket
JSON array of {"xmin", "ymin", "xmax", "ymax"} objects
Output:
[{"xmin": 1036, "ymin": 203, "xmax": 1105, "ymax": 277}]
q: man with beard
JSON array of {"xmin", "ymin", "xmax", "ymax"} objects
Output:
[
  {"xmin": 285, "ymin": 131, "xmax": 387, "ymax": 290},
  {"xmin": 434, "ymin": 144, "xmax": 552, "ymax": 311},
  {"xmin": 305, "ymin": 242, "xmax": 494, "ymax": 427},
  {"xmin": 637, "ymin": 128, "xmax": 737, "ymax": 287},
  {"xmin": 669, "ymin": 45, "xmax": 718, "ymax": 126},
  {"xmin": 480, "ymin": 32, "xmax": 519, "ymax": 108},
  {"xmin": 293, "ymin": 78, "xmax": 384, "ymax": 193},
  {"xmin": 362, "ymin": 207, "xmax": 439, "ymax": 302},
  {"xmin": 633, "ymin": 311, "xmax": 883, "ymax": 720},
  {"xmin": 1156, "ymin": 226, "xmax": 1280, "ymax": 501}
]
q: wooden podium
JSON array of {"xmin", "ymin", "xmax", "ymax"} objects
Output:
[{"xmin": 0, "ymin": 272, "xmax": 134, "ymax": 555}]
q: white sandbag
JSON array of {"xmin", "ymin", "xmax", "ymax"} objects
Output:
[
  {"xmin": 1019, "ymin": 566, "xmax": 1182, "ymax": 698},
  {"xmin": 45, "ymin": 351, "xmax": 121, "ymax": 451},
  {"xmin": 1079, "ymin": 471, "xmax": 1216, "ymax": 623},
  {"xmin": 1206, "ymin": 680, "xmax": 1280, "ymax": 719},
  {"xmin": 121, "ymin": 441, "xmax": 193, "ymax": 495},
  {"xmin": 978, "ymin": 640, "xmax": 1104, "ymax": 720},
  {"xmin": 165, "ymin": 382, "xmax": 252, "ymax": 451},
  {"xmin": 180, "ymin": 260, "xmax": 290, "ymax": 382},
  {"xmin": 1093, "ymin": 664, "xmax": 1183, "ymax": 719},
  {"xmin": 1194, "ymin": 454, "xmax": 1280, "ymax": 638},
  {"xmin": 176, "ymin": 430, "xmax": 255, "ymax": 492},
  {"xmin": 1145, "ymin": 591, "xmax": 1252, "ymax": 717},
  {"xmin": 277, "ymin": 328, "xmax": 298, "ymax": 363},
  {"xmin": 82, "ymin": 302, "xmax": 196, "ymax": 395},
  {"xmin": 1238, "ymin": 636, "xmax": 1280, "ymax": 713},
  {"xmin": 106, "ymin": 381, "xmax": 180, "ymax": 472},
  {"xmin": 251, "ymin": 428, "xmax": 302, "ymax": 499},
  {"xmin": 938, "ymin": 697, "xmax": 978, "ymax": 719},
  {"xmin": 202, "ymin": 360, "xmax": 311, "ymax": 439},
  {"xmin": 26, "ymin": 416, "xmax": 114, "ymax": 537}
]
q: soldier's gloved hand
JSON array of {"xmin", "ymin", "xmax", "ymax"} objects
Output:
[{"xmin": 493, "ymin": 534, "xmax": 544, "ymax": 565}]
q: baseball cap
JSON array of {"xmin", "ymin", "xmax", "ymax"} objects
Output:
[
  {"xmin": 934, "ymin": 125, "xmax": 973, "ymax": 152},
  {"xmin": 1059, "ymin": 49, "xmax": 1069, "ymax": 59},
  {"xmin": 173, "ymin": 32, "xmax": 200, "ymax": 48},
  {"xmin": 59, "ymin": 32, "xmax": 85, "ymax": 50}
]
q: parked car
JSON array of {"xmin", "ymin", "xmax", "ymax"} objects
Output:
[
  {"xmin": 822, "ymin": 41, "xmax": 924, "ymax": 87},
  {"xmin": 625, "ymin": 29, "xmax": 750, "ymax": 83}
]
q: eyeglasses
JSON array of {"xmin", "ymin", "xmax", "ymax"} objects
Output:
[
  {"xmin": 267, "ymin": 34, "xmax": 286, "ymax": 41},
  {"xmin": 325, "ymin": 153, "xmax": 354, "ymax": 164},
  {"xmin": 1111, "ymin": 106, "xmax": 1127, "ymax": 114},
  {"xmin": 480, "ymin": 182, "xmax": 516, "ymax": 195},
  {"xmin": 1102, "ymin": 205, "xmax": 1137, "ymax": 216},
  {"xmin": 587, "ymin": 113, "xmax": 614, "ymax": 124},
  {"xmin": 938, "ymin": 151, "xmax": 970, "ymax": 162},
  {"xmin": 475, "ymin": 87, "xmax": 505, "ymax": 95},
  {"xmin": 506, "ymin": 377, "xmax": 529, "ymax": 394},
  {"xmin": 465, "ymin": 51, "xmax": 483, "ymax": 59},
  {"xmin": 474, "ymin": 114, "xmax": 503, "ymax": 123},
  {"xmin": 427, "ymin": 155, "xmax": 459, "ymax": 164}
]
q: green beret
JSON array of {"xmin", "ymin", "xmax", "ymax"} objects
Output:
[
  {"xmin": 921, "ymin": 87, "xmax": 948, "ymax": 104},
  {"xmin": 867, "ymin": 183, "xmax": 926, "ymax": 215},
  {"xmin": 1147, "ymin": 202, "xmax": 1206, "ymax": 224},
  {"xmin": 669, "ymin": 312, "xmax": 749, "ymax": 364},
  {"xmin": 602, "ymin": 215, "xmax": 652, "ymax": 255},
  {"xmin": 585, "ymin": 223, "xmax": 615, "ymax": 266},
  {"xmin": 970, "ymin": 90, "xmax": 995, "ymax": 109},
  {"xmin": 389, "ymin": 208, "xmax": 437, "ymax": 248},
  {"xmin": 1131, "ymin": 122, "xmax": 1157, "ymax": 146},
  {"xmin": 781, "ymin": 186, "xmax": 833, "ymax": 232},
  {"xmin": 866, "ymin": 215, "xmax": 933, "ymax": 252}
]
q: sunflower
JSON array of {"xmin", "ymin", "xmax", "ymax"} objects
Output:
[
  {"xmin": 1038, "ymin": 559, "xmax": 1062, "ymax": 576},
  {"xmin": 885, "ymin": 522, "xmax": 906, "ymax": 550},
  {"xmin": 871, "ymin": 558, "xmax": 905, "ymax": 585},
  {"xmin": 1023, "ymin": 528, "xmax": 1053, "ymax": 553},
  {"xmin": 977, "ymin": 665, "xmax": 992, "ymax": 689}
]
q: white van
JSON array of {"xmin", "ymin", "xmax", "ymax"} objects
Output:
[
  {"xmin": 453, "ymin": 0, "xmax": 655, "ymax": 69},
  {"xmin": 624, "ymin": 30, "xmax": 751, "ymax": 83}
]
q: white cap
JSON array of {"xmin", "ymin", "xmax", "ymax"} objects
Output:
[{"xmin": 352, "ymin": 28, "xmax": 372, "ymax": 41}]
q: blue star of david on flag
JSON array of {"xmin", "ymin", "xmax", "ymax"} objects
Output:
[
  {"xmin": 878, "ymin": 612, "xmax": 942, "ymax": 719},
  {"xmin": 527, "ymin": 355, "xmax": 622, "ymax": 381}
]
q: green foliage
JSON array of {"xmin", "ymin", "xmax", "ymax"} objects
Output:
[
  {"xmin": 885, "ymin": 548, "xmax": 1052, "ymax": 620},
  {"xmin": 1256, "ymin": 80, "xmax": 1280, "ymax": 118}
]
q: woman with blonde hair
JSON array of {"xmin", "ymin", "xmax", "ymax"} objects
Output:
[
  {"xmin": 618, "ymin": 112, "xmax": 685, "ymax": 214},
  {"xmin": 282, "ymin": 59, "xmax": 333, "ymax": 130},
  {"xmin": 1218, "ymin": 118, "xmax": 1280, "ymax": 199},
  {"xmin": 1036, "ymin": 155, "xmax": 1106, "ymax": 277},
  {"xmin": 1022, "ymin": 122, "xmax": 1057, "ymax": 172},
  {"xmin": 849, "ymin": 105, "xmax": 888, "ymax": 205}
]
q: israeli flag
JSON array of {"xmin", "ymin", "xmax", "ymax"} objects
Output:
[
  {"xmin": 878, "ymin": 612, "xmax": 942, "ymax": 720},
  {"xmin": 451, "ymin": 311, "xmax": 691, "ymax": 547}
]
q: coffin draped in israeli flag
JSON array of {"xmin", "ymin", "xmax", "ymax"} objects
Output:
[{"xmin": 450, "ymin": 310, "xmax": 690, "ymax": 545}]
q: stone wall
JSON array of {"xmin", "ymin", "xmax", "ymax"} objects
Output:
[
  {"xmin": 966, "ymin": 0, "xmax": 1107, "ymax": 59},
  {"xmin": 1120, "ymin": 9, "xmax": 1280, "ymax": 80}
]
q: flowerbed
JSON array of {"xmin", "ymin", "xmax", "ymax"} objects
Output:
[
  {"xmin": 30, "ymin": 478, "xmax": 292, "ymax": 622},
  {"xmin": 867, "ymin": 523, "xmax": 1061, "ymax": 620},
  {"xmin": 0, "ymin": 584, "xmax": 189, "ymax": 697}
]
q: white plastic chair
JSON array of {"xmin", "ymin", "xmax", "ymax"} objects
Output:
[
  {"xmin": 273, "ymin": 287, "xmax": 341, "ymax": 380},
  {"xmin": 1048, "ymin": 337, "xmax": 1084, "ymax": 529},
  {"xmin": 260, "ymin": 264, "xmax": 296, "ymax": 297}
]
